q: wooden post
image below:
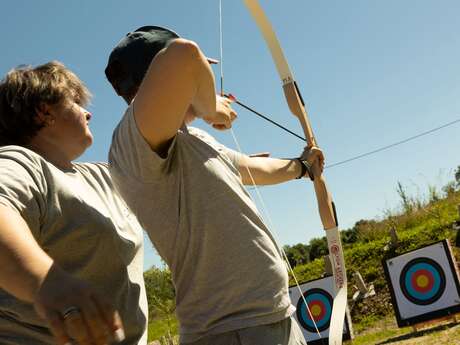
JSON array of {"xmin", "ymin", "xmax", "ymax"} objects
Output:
[
  {"xmin": 390, "ymin": 227, "xmax": 399, "ymax": 249},
  {"xmin": 354, "ymin": 272, "xmax": 368, "ymax": 294}
]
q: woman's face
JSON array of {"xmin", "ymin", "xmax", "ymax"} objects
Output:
[{"xmin": 46, "ymin": 98, "xmax": 93, "ymax": 159}]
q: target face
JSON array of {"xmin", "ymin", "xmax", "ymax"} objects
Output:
[
  {"xmin": 289, "ymin": 275, "xmax": 352, "ymax": 343},
  {"xmin": 383, "ymin": 240, "xmax": 460, "ymax": 327},
  {"xmin": 296, "ymin": 288, "xmax": 333, "ymax": 333},
  {"xmin": 399, "ymin": 257, "xmax": 446, "ymax": 305}
]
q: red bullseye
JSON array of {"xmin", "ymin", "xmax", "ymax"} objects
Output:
[
  {"xmin": 411, "ymin": 269, "xmax": 434, "ymax": 293},
  {"xmin": 308, "ymin": 300, "xmax": 326, "ymax": 322}
]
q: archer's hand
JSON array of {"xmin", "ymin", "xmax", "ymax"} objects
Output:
[
  {"xmin": 202, "ymin": 95, "xmax": 237, "ymax": 130},
  {"xmin": 34, "ymin": 265, "xmax": 125, "ymax": 345},
  {"xmin": 300, "ymin": 146, "xmax": 324, "ymax": 178}
]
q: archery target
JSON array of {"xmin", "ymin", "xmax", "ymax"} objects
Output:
[
  {"xmin": 289, "ymin": 275, "xmax": 352, "ymax": 344},
  {"xmin": 400, "ymin": 257, "xmax": 446, "ymax": 306},
  {"xmin": 296, "ymin": 288, "xmax": 333, "ymax": 332},
  {"xmin": 383, "ymin": 240, "xmax": 460, "ymax": 327}
]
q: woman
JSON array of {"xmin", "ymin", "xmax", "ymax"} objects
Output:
[{"xmin": 0, "ymin": 61, "xmax": 147, "ymax": 345}]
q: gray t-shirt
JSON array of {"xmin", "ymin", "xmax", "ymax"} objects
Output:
[
  {"xmin": 109, "ymin": 106, "xmax": 294, "ymax": 343},
  {"xmin": 0, "ymin": 146, "xmax": 147, "ymax": 345}
]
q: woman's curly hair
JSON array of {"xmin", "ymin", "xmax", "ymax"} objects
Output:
[{"xmin": 0, "ymin": 61, "xmax": 91, "ymax": 146}]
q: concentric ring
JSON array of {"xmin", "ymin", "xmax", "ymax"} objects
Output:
[
  {"xmin": 399, "ymin": 257, "xmax": 446, "ymax": 305},
  {"xmin": 296, "ymin": 288, "xmax": 333, "ymax": 333}
]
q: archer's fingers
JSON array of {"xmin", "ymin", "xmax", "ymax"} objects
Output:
[
  {"xmin": 230, "ymin": 109, "xmax": 237, "ymax": 122},
  {"xmin": 213, "ymin": 123, "xmax": 231, "ymax": 131},
  {"xmin": 317, "ymin": 150, "xmax": 325, "ymax": 165}
]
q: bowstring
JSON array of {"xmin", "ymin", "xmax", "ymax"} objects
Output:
[{"xmin": 218, "ymin": 0, "xmax": 323, "ymax": 340}]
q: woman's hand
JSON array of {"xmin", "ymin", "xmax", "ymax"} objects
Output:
[
  {"xmin": 34, "ymin": 264, "xmax": 125, "ymax": 345},
  {"xmin": 202, "ymin": 95, "xmax": 237, "ymax": 130},
  {"xmin": 0, "ymin": 204, "xmax": 125, "ymax": 345}
]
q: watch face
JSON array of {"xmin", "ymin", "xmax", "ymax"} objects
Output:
[
  {"xmin": 301, "ymin": 159, "xmax": 312, "ymax": 178},
  {"xmin": 301, "ymin": 160, "xmax": 310, "ymax": 167}
]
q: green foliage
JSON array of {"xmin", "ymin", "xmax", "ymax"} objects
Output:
[
  {"xmin": 147, "ymin": 315, "xmax": 178, "ymax": 342},
  {"xmin": 341, "ymin": 227, "xmax": 358, "ymax": 244},
  {"xmin": 350, "ymin": 219, "xmax": 381, "ymax": 242},
  {"xmin": 397, "ymin": 181, "xmax": 414, "ymax": 213},
  {"xmin": 443, "ymin": 181, "xmax": 457, "ymax": 197},
  {"xmin": 291, "ymin": 256, "xmax": 325, "ymax": 283},
  {"xmin": 455, "ymin": 166, "xmax": 460, "ymax": 188},
  {"xmin": 308, "ymin": 237, "xmax": 328, "ymax": 261},
  {"xmin": 283, "ymin": 243, "xmax": 310, "ymax": 267},
  {"xmin": 144, "ymin": 267, "xmax": 175, "ymax": 320},
  {"xmin": 144, "ymin": 267, "xmax": 178, "ymax": 342}
]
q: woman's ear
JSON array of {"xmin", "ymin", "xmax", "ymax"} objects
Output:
[{"xmin": 35, "ymin": 103, "xmax": 55, "ymax": 126}]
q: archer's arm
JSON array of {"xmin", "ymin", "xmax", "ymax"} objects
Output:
[
  {"xmin": 238, "ymin": 156, "xmax": 302, "ymax": 185},
  {"xmin": 237, "ymin": 146, "xmax": 324, "ymax": 185},
  {"xmin": 133, "ymin": 39, "xmax": 216, "ymax": 156}
]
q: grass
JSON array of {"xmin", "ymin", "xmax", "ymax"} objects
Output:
[
  {"xmin": 147, "ymin": 316, "xmax": 178, "ymax": 343},
  {"xmin": 345, "ymin": 316, "xmax": 460, "ymax": 345}
]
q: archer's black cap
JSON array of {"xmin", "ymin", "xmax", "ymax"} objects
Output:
[{"xmin": 105, "ymin": 25, "xmax": 180, "ymax": 99}]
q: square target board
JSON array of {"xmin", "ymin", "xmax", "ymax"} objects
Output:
[
  {"xmin": 383, "ymin": 239, "xmax": 460, "ymax": 327},
  {"xmin": 289, "ymin": 275, "xmax": 352, "ymax": 344}
]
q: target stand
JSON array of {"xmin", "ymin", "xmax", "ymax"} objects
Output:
[
  {"xmin": 289, "ymin": 275, "xmax": 353, "ymax": 344},
  {"xmin": 383, "ymin": 239, "xmax": 460, "ymax": 329}
]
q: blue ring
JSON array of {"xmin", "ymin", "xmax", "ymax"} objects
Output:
[
  {"xmin": 404, "ymin": 262, "xmax": 441, "ymax": 300},
  {"xmin": 400, "ymin": 257, "xmax": 446, "ymax": 306},
  {"xmin": 296, "ymin": 288, "xmax": 333, "ymax": 333}
]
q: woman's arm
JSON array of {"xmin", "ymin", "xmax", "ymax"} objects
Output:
[
  {"xmin": 0, "ymin": 204, "xmax": 52, "ymax": 301},
  {"xmin": 0, "ymin": 204, "xmax": 124, "ymax": 345}
]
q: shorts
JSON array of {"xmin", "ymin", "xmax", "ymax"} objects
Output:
[{"xmin": 182, "ymin": 316, "xmax": 307, "ymax": 345}]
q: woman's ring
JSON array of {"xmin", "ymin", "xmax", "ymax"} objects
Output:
[{"xmin": 62, "ymin": 306, "xmax": 80, "ymax": 319}]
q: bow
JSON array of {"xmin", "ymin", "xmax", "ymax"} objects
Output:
[{"xmin": 241, "ymin": 1, "xmax": 347, "ymax": 343}]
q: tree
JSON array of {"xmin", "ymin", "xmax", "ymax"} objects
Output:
[
  {"xmin": 284, "ymin": 243, "xmax": 310, "ymax": 267},
  {"xmin": 341, "ymin": 227, "xmax": 358, "ymax": 244},
  {"xmin": 308, "ymin": 237, "xmax": 328, "ymax": 261},
  {"xmin": 442, "ymin": 181, "xmax": 457, "ymax": 196},
  {"xmin": 144, "ymin": 267, "xmax": 175, "ymax": 320},
  {"xmin": 455, "ymin": 166, "xmax": 460, "ymax": 188}
]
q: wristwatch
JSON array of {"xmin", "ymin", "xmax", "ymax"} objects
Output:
[{"xmin": 296, "ymin": 158, "xmax": 314, "ymax": 181}]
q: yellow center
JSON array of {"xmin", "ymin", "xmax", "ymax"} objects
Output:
[
  {"xmin": 311, "ymin": 305, "xmax": 322, "ymax": 317},
  {"xmin": 416, "ymin": 275, "xmax": 429, "ymax": 288}
]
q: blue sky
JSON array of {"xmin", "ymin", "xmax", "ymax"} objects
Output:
[{"xmin": 2, "ymin": 1, "xmax": 459, "ymax": 271}]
